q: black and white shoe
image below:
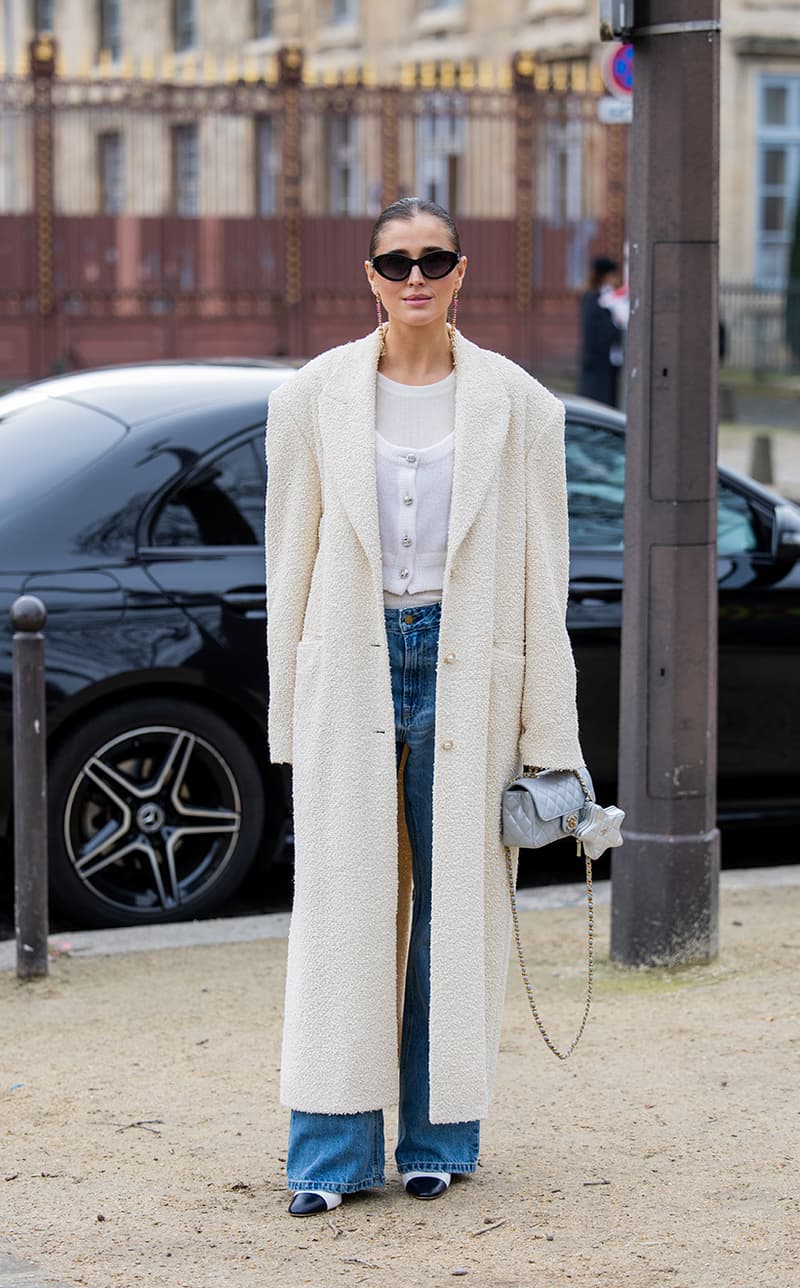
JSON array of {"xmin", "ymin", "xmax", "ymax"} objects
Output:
[
  {"xmin": 403, "ymin": 1171, "xmax": 451, "ymax": 1200},
  {"xmin": 288, "ymin": 1190, "xmax": 343, "ymax": 1216}
]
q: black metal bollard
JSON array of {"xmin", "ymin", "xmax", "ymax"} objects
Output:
[{"xmin": 10, "ymin": 595, "xmax": 49, "ymax": 980}]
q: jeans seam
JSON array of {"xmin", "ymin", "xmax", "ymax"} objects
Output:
[
  {"xmin": 287, "ymin": 1175, "xmax": 385, "ymax": 1194},
  {"xmin": 397, "ymin": 1162, "xmax": 477, "ymax": 1174}
]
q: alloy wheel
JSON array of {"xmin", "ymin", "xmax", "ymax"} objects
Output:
[{"xmin": 63, "ymin": 724, "xmax": 242, "ymax": 915}]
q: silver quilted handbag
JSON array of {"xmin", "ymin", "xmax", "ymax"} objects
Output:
[
  {"xmin": 501, "ymin": 766, "xmax": 624, "ymax": 1060},
  {"xmin": 502, "ymin": 767, "xmax": 595, "ymax": 850}
]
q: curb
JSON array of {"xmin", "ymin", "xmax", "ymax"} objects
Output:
[
  {"xmin": 0, "ymin": 1244, "xmax": 73, "ymax": 1288},
  {"xmin": 1, "ymin": 865, "xmax": 798, "ymax": 974}
]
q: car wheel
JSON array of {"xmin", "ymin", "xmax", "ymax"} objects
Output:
[{"xmin": 48, "ymin": 699, "xmax": 266, "ymax": 928}]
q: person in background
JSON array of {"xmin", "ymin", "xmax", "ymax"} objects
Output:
[{"xmin": 578, "ymin": 255, "xmax": 625, "ymax": 407}]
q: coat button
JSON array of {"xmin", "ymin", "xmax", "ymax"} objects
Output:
[
  {"xmin": 405, "ymin": 453, "xmax": 417, "ymax": 463},
  {"xmin": 401, "ymin": 534, "xmax": 412, "ymax": 547},
  {"xmin": 399, "ymin": 568, "xmax": 410, "ymax": 579},
  {"xmin": 441, "ymin": 739, "xmax": 454, "ymax": 750},
  {"xmin": 403, "ymin": 495, "xmax": 414, "ymax": 506},
  {"xmin": 443, "ymin": 651, "xmax": 456, "ymax": 664}
]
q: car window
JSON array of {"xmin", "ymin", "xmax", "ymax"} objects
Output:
[
  {"xmin": 566, "ymin": 418, "xmax": 762, "ymax": 555},
  {"xmin": 717, "ymin": 480, "xmax": 759, "ymax": 554},
  {"xmin": 150, "ymin": 436, "xmax": 265, "ymax": 547},
  {"xmin": 565, "ymin": 420, "xmax": 626, "ymax": 549},
  {"xmin": 0, "ymin": 398, "xmax": 125, "ymax": 512}
]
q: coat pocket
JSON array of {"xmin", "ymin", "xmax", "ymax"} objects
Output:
[
  {"xmin": 489, "ymin": 646, "xmax": 526, "ymax": 765},
  {"xmin": 490, "ymin": 644, "xmax": 525, "ymax": 665},
  {"xmin": 293, "ymin": 637, "xmax": 324, "ymax": 709},
  {"xmin": 295, "ymin": 636, "xmax": 322, "ymax": 665},
  {"xmin": 292, "ymin": 637, "xmax": 327, "ymax": 763}
]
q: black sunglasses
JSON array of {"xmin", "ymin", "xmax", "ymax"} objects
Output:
[{"xmin": 371, "ymin": 250, "xmax": 460, "ymax": 281}]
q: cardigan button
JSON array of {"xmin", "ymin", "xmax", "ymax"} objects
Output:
[
  {"xmin": 399, "ymin": 568, "xmax": 410, "ymax": 579},
  {"xmin": 441, "ymin": 739, "xmax": 454, "ymax": 751},
  {"xmin": 443, "ymin": 651, "xmax": 456, "ymax": 664},
  {"xmin": 405, "ymin": 453, "xmax": 417, "ymax": 463},
  {"xmin": 403, "ymin": 495, "xmax": 414, "ymax": 506}
]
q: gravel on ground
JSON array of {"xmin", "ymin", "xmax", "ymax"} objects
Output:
[{"xmin": 1, "ymin": 881, "xmax": 798, "ymax": 1288}]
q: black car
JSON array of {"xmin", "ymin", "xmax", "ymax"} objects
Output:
[{"xmin": 1, "ymin": 363, "xmax": 799, "ymax": 928}]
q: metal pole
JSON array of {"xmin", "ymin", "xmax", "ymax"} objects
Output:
[
  {"xmin": 2, "ymin": 0, "xmax": 17, "ymax": 210},
  {"xmin": 278, "ymin": 46, "xmax": 304, "ymax": 358},
  {"xmin": 611, "ymin": 0, "xmax": 721, "ymax": 967},
  {"xmin": 11, "ymin": 595, "xmax": 49, "ymax": 980},
  {"xmin": 512, "ymin": 52, "xmax": 536, "ymax": 371},
  {"xmin": 30, "ymin": 31, "xmax": 57, "ymax": 375}
]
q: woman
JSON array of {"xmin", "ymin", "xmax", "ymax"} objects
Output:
[
  {"xmin": 266, "ymin": 197, "xmax": 582, "ymax": 1216},
  {"xmin": 577, "ymin": 254, "xmax": 624, "ymax": 407}
]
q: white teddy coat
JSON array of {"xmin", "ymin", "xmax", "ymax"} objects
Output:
[{"xmin": 266, "ymin": 328, "xmax": 583, "ymax": 1124}]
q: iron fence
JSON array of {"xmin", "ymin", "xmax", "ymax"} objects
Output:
[
  {"xmin": 0, "ymin": 37, "xmax": 627, "ymax": 380},
  {"xmin": 720, "ymin": 282, "xmax": 800, "ymax": 378}
]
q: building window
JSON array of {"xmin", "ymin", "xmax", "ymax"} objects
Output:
[
  {"xmin": 98, "ymin": 131, "xmax": 124, "ymax": 213},
  {"xmin": 256, "ymin": 116, "xmax": 278, "ymax": 214},
  {"xmin": 173, "ymin": 0, "xmax": 197, "ymax": 52},
  {"xmin": 757, "ymin": 76, "xmax": 800, "ymax": 286},
  {"xmin": 541, "ymin": 116, "xmax": 583, "ymax": 224},
  {"xmin": 537, "ymin": 108, "xmax": 589, "ymax": 289},
  {"xmin": 172, "ymin": 124, "xmax": 200, "ymax": 215},
  {"xmin": 331, "ymin": 0, "xmax": 358, "ymax": 21},
  {"xmin": 416, "ymin": 96, "xmax": 464, "ymax": 212},
  {"xmin": 34, "ymin": 0, "xmax": 54, "ymax": 30},
  {"xmin": 99, "ymin": 0, "xmax": 122, "ymax": 61},
  {"xmin": 328, "ymin": 112, "xmax": 360, "ymax": 214},
  {"xmin": 253, "ymin": 0, "xmax": 274, "ymax": 38}
]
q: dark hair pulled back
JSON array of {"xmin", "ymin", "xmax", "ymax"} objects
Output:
[{"xmin": 369, "ymin": 196, "xmax": 461, "ymax": 260}]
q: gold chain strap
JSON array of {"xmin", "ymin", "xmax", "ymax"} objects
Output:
[
  {"xmin": 504, "ymin": 844, "xmax": 592, "ymax": 1056},
  {"xmin": 505, "ymin": 767, "xmax": 595, "ymax": 1060},
  {"xmin": 521, "ymin": 764, "xmax": 592, "ymax": 803}
]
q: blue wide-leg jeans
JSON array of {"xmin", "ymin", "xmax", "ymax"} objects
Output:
[{"xmin": 286, "ymin": 602, "xmax": 480, "ymax": 1193}]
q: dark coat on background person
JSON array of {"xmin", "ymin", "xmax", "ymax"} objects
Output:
[{"xmin": 578, "ymin": 289, "xmax": 622, "ymax": 407}]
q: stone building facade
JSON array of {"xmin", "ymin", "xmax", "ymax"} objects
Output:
[{"xmin": 2, "ymin": 0, "xmax": 799, "ymax": 287}]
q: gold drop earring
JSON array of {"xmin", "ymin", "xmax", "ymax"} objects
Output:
[
  {"xmin": 447, "ymin": 291, "xmax": 459, "ymax": 364},
  {"xmin": 375, "ymin": 293, "xmax": 387, "ymax": 356}
]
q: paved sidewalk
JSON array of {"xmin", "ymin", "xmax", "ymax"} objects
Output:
[
  {"xmin": 0, "ymin": 1243, "xmax": 72, "ymax": 1288},
  {"xmin": 719, "ymin": 421, "xmax": 800, "ymax": 500}
]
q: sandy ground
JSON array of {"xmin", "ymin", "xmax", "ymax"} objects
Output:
[{"xmin": 1, "ymin": 882, "xmax": 798, "ymax": 1288}]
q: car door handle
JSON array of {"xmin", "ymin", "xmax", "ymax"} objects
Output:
[
  {"xmin": 222, "ymin": 586, "xmax": 267, "ymax": 615},
  {"xmin": 571, "ymin": 582, "xmax": 622, "ymax": 599}
]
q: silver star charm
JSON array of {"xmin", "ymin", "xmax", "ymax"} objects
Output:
[{"xmin": 575, "ymin": 803, "xmax": 625, "ymax": 861}]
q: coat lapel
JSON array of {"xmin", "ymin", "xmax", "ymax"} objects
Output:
[
  {"xmin": 318, "ymin": 331, "xmax": 384, "ymax": 581},
  {"xmin": 317, "ymin": 329, "xmax": 511, "ymax": 581},
  {"xmin": 446, "ymin": 333, "xmax": 512, "ymax": 565}
]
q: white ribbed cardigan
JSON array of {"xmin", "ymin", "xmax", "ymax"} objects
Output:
[{"xmin": 376, "ymin": 369, "xmax": 455, "ymax": 604}]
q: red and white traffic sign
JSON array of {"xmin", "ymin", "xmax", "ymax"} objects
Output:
[{"xmin": 602, "ymin": 43, "xmax": 634, "ymax": 98}]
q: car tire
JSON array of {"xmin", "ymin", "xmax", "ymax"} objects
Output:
[{"xmin": 47, "ymin": 698, "xmax": 266, "ymax": 928}]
